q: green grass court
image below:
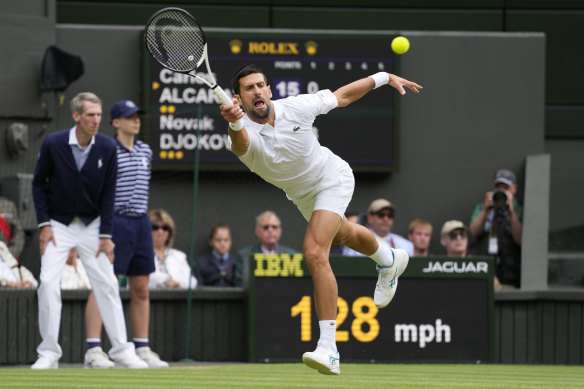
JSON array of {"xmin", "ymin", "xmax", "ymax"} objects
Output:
[{"xmin": 1, "ymin": 363, "xmax": 583, "ymax": 388}]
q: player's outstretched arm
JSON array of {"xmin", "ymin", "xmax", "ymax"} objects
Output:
[
  {"xmin": 334, "ymin": 73, "xmax": 423, "ymax": 107},
  {"xmin": 220, "ymin": 97, "xmax": 249, "ymax": 156}
]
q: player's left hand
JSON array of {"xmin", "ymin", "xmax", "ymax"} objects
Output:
[
  {"xmin": 97, "ymin": 238, "xmax": 115, "ymax": 263},
  {"xmin": 388, "ymin": 74, "xmax": 423, "ymax": 95}
]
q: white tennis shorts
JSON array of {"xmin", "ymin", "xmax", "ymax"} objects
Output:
[{"xmin": 291, "ymin": 162, "xmax": 355, "ymax": 222}]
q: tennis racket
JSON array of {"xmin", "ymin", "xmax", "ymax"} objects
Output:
[{"xmin": 144, "ymin": 7, "xmax": 242, "ymax": 129}]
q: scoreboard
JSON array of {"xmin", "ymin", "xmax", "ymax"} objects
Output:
[{"xmin": 143, "ymin": 29, "xmax": 399, "ymax": 171}]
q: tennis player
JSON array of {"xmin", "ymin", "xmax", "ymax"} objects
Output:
[{"xmin": 220, "ymin": 64, "xmax": 422, "ymax": 375}]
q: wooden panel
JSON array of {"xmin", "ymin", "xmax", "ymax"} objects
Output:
[
  {"xmin": 512, "ymin": 302, "xmax": 528, "ymax": 363},
  {"xmin": 567, "ymin": 303, "xmax": 583, "ymax": 364},
  {"xmin": 541, "ymin": 302, "xmax": 556, "ymax": 364},
  {"xmin": 56, "ymin": 3, "xmax": 270, "ymax": 27},
  {"xmin": 526, "ymin": 301, "xmax": 540, "ymax": 364},
  {"xmin": 273, "ymin": 7, "xmax": 502, "ymax": 30},
  {"xmin": 498, "ymin": 303, "xmax": 515, "ymax": 363},
  {"xmin": 554, "ymin": 302, "xmax": 569, "ymax": 364}
]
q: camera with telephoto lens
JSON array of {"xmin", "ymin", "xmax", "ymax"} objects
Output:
[{"xmin": 492, "ymin": 189, "xmax": 508, "ymax": 220}]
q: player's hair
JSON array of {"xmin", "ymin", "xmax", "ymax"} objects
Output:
[
  {"xmin": 232, "ymin": 64, "xmax": 267, "ymax": 95},
  {"xmin": 408, "ymin": 218, "xmax": 433, "ymax": 235},
  {"xmin": 209, "ymin": 223, "xmax": 231, "ymax": 240},
  {"xmin": 70, "ymin": 92, "xmax": 101, "ymax": 114},
  {"xmin": 148, "ymin": 208, "xmax": 176, "ymax": 247}
]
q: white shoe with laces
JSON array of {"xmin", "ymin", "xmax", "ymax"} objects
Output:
[
  {"xmin": 84, "ymin": 346, "xmax": 114, "ymax": 369},
  {"xmin": 302, "ymin": 341, "xmax": 340, "ymax": 375},
  {"xmin": 136, "ymin": 347, "xmax": 169, "ymax": 368},
  {"xmin": 113, "ymin": 352, "xmax": 149, "ymax": 369},
  {"xmin": 374, "ymin": 248, "xmax": 409, "ymax": 308},
  {"xmin": 31, "ymin": 356, "xmax": 58, "ymax": 370}
]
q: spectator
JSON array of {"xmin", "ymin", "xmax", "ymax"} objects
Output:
[
  {"xmin": 149, "ymin": 209, "xmax": 197, "ymax": 289},
  {"xmin": 469, "ymin": 169, "xmax": 523, "ymax": 290},
  {"xmin": 0, "ymin": 241, "xmax": 37, "ymax": 289},
  {"xmin": 84, "ymin": 100, "xmax": 168, "ymax": 369},
  {"xmin": 31, "ymin": 92, "xmax": 147, "ymax": 369},
  {"xmin": 343, "ymin": 199, "xmax": 414, "ymax": 257},
  {"xmin": 235, "ymin": 210, "xmax": 298, "ymax": 287},
  {"xmin": 195, "ymin": 223, "xmax": 236, "ymax": 287},
  {"xmin": 408, "ymin": 219, "xmax": 433, "ymax": 257},
  {"xmin": 61, "ymin": 248, "xmax": 91, "ymax": 289},
  {"xmin": 0, "ymin": 196, "xmax": 25, "ymax": 259},
  {"xmin": 440, "ymin": 220, "xmax": 469, "ymax": 257}
]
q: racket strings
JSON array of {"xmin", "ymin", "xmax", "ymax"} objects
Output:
[{"xmin": 145, "ymin": 9, "xmax": 206, "ymax": 72}]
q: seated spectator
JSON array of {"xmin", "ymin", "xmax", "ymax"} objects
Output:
[
  {"xmin": 0, "ymin": 241, "xmax": 37, "ymax": 289},
  {"xmin": 235, "ymin": 210, "xmax": 298, "ymax": 287},
  {"xmin": 408, "ymin": 218, "xmax": 433, "ymax": 257},
  {"xmin": 148, "ymin": 209, "xmax": 197, "ymax": 289},
  {"xmin": 343, "ymin": 199, "xmax": 414, "ymax": 256},
  {"xmin": 61, "ymin": 248, "xmax": 91, "ymax": 290},
  {"xmin": 440, "ymin": 220, "xmax": 469, "ymax": 257},
  {"xmin": 195, "ymin": 223, "xmax": 236, "ymax": 286},
  {"xmin": 0, "ymin": 196, "xmax": 25, "ymax": 259}
]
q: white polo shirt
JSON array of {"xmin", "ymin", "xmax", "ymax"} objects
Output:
[{"xmin": 238, "ymin": 89, "xmax": 350, "ymax": 200}]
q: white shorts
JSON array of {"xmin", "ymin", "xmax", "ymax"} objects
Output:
[{"xmin": 291, "ymin": 162, "xmax": 355, "ymax": 222}]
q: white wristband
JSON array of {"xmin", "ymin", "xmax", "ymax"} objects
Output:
[
  {"xmin": 369, "ymin": 72, "xmax": 390, "ymax": 89},
  {"xmin": 229, "ymin": 120, "xmax": 242, "ymax": 131}
]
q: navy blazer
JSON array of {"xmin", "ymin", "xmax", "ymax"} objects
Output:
[
  {"xmin": 32, "ymin": 128, "xmax": 118, "ymax": 237},
  {"xmin": 194, "ymin": 252, "xmax": 237, "ymax": 287}
]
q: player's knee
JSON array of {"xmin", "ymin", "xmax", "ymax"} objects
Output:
[{"xmin": 303, "ymin": 247, "xmax": 329, "ymax": 271}]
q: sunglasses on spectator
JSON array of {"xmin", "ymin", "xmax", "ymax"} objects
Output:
[
  {"xmin": 261, "ymin": 224, "xmax": 280, "ymax": 230},
  {"xmin": 372, "ymin": 211, "xmax": 394, "ymax": 219},
  {"xmin": 152, "ymin": 225, "xmax": 170, "ymax": 231},
  {"xmin": 448, "ymin": 230, "xmax": 467, "ymax": 240}
]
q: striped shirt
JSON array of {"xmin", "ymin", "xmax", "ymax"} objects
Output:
[{"xmin": 114, "ymin": 139, "xmax": 152, "ymax": 216}]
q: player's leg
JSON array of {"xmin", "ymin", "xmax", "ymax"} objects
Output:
[
  {"xmin": 334, "ymin": 217, "xmax": 409, "ymax": 308},
  {"xmin": 301, "ymin": 209, "xmax": 342, "ymax": 375},
  {"xmin": 303, "ymin": 209, "xmax": 341, "ymax": 320},
  {"xmin": 32, "ymin": 220, "xmax": 73, "ymax": 369},
  {"xmin": 333, "ymin": 217, "xmax": 378, "ymax": 256}
]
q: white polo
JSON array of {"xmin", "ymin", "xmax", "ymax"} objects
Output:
[{"xmin": 238, "ymin": 90, "xmax": 353, "ymax": 206}]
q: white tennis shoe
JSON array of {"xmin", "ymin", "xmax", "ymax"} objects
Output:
[
  {"xmin": 31, "ymin": 356, "xmax": 58, "ymax": 370},
  {"xmin": 84, "ymin": 346, "xmax": 114, "ymax": 369},
  {"xmin": 113, "ymin": 352, "xmax": 149, "ymax": 369},
  {"xmin": 136, "ymin": 347, "xmax": 169, "ymax": 368},
  {"xmin": 374, "ymin": 248, "xmax": 409, "ymax": 308},
  {"xmin": 302, "ymin": 341, "xmax": 340, "ymax": 375}
]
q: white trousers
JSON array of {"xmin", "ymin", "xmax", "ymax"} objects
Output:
[{"xmin": 36, "ymin": 218, "xmax": 135, "ymax": 361}]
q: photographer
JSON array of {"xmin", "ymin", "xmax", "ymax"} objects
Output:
[{"xmin": 469, "ymin": 169, "xmax": 523, "ymax": 290}]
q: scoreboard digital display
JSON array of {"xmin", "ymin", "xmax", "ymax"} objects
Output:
[
  {"xmin": 247, "ymin": 254, "xmax": 495, "ymax": 363},
  {"xmin": 143, "ymin": 30, "xmax": 398, "ymax": 171}
]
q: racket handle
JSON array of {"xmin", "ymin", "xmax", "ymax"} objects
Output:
[
  {"xmin": 213, "ymin": 86, "xmax": 243, "ymax": 131},
  {"xmin": 213, "ymin": 85, "xmax": 233, "ymax": 105}
]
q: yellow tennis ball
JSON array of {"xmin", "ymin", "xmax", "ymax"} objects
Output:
[{"xmin": 391, "ymin": 36, "xmax": 410, "ymax": 55}]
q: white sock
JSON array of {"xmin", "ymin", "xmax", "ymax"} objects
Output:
[
  {"xmin": 369, "ymin": 243, "xmax": 394, "ymax": 267},
  {"xmin": 318, "ymin": 320, "xmax": 337, "ymax": 350}
]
